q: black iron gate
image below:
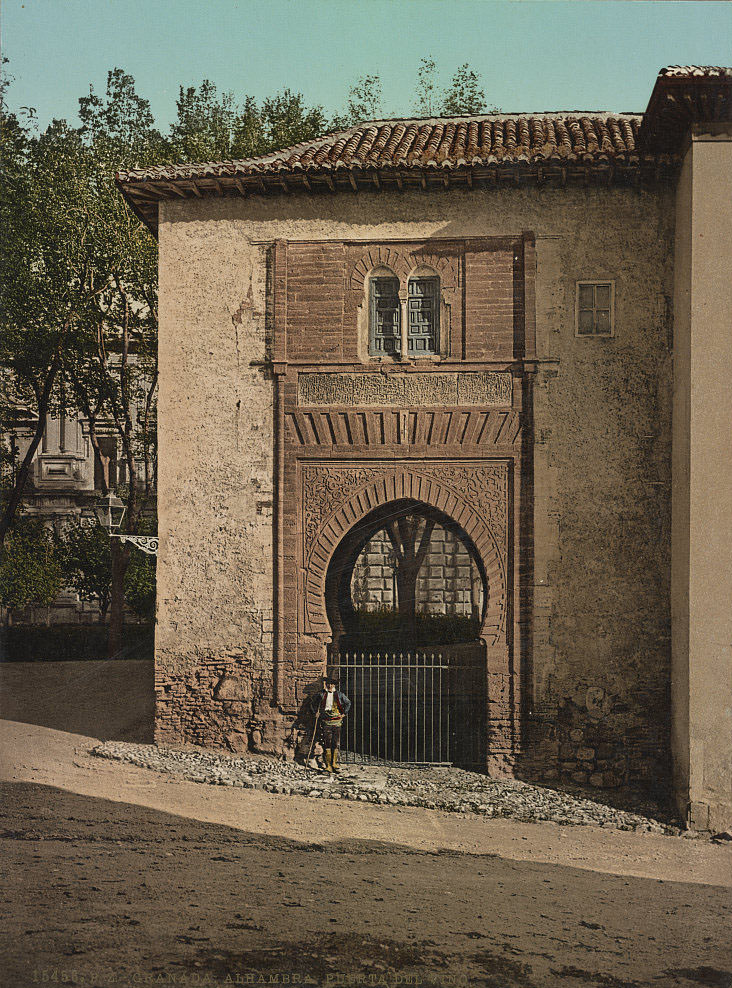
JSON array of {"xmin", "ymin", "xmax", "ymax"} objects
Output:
[{"xmin": 332, "ymin": 647, "xmax": 485, "ymax": 768}]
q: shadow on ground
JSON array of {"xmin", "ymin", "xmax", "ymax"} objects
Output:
[
  {"xmin": 0, "ymin": 659, "xmax": 678, "ymax": 828},
  {"xmin": 0, "ymin": 659, "xmax": 154, "ymax": 742},
  {"xmin": 2, "ymin": 782, "xmax": 730, "ymax": 988}
]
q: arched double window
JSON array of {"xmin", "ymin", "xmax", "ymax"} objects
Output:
[{"xmin": 368, "ymin": 273, "xmax": 440, "ymax": 357}]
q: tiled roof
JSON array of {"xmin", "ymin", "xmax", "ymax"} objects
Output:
[
  {"xmin": 119, "ymin": 113, "xmax": 643, "ymax": 184},
  {"xmin": 117, "ymin": 113, "xmax": 662, "ymax": 232},
  {"xmin": 640, "ymin": 65, "xmax": 732, "ymax": 152},
  {"xmin": 116, "ymin": 66, "xmax": 732, "ymax": 234},
  {"xmin": 658, "ymin": 65, "xmax": 732, "ymax": 78}
]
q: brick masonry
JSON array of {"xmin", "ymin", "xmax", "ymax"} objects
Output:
[{"xmin": 155, "ymin": 186, "xmax": 674, "ymax": 797}]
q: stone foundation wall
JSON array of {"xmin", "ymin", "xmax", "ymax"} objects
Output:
[{"xmin": 524, "ymin": 683, "xmax": 670, "ymax": 796}]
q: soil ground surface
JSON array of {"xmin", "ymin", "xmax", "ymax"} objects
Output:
[{"xmin": 1, "ymin": 661, "xmax": 731, "ymax": 988}]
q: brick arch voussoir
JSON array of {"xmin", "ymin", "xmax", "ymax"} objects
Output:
[
  {"xmin": 406, "ymin": 252, "xmax": 458, "ymax": 290},
  {"xmin": 349, "ymin": 246, "xmax": 409, "ymax": 292},
  {"xmin": 305, "ymin": 470, "xmax": 506, "ymax": 644}
]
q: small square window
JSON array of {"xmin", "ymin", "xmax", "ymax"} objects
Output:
[{"xmin": 575, "ymin": 281, "xmax": 615, "ymax": 338}]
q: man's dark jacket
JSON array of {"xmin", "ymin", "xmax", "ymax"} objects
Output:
[{"xmin": 309, "ymin": 689, "xmax": 351, "ymax": 718}]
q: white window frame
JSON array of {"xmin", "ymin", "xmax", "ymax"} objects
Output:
[{"xmin": 575, "ymin": 280, "xmax": 615, "ymax": 339}]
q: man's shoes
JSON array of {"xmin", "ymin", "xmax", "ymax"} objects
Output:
[
  {"xmin": 332, "ymin": 749, "xmax": 340, "ymax": 774},
  {"xmin": 323, "ymin": 749, "xmax": 333, "ymax": 773}
]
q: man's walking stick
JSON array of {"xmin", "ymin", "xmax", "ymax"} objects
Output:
[{"xmin": 305, "ymin": 702, "xmax": 322, "ymax": 776}]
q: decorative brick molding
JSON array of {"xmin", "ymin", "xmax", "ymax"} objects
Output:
[
  {"xmin": 281, "ymin": 238, "xmax": 520, "ymax": 364},
  {"xmin": 286, "ymin": 407, "xmax": 521, "ymax": 449},
  {"xmin": 270, "ymin": 234, "xmax": 531, "ymax": 765},
  {"xmin": 301, "ymin": 462, "xmax": 509, "ymax": 646},
  {"xmin": 349, "ymin": 245, "xmax": 459, "ymax": 292}
]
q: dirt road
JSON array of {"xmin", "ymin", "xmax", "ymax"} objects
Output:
[{"xmin": 2, "ymin": 717, "xmax": 731, "ymax": 988}]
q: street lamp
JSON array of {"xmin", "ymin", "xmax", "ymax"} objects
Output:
[
  {"xmin": 91, "ymin": 492, "xmax": 126, "ymax": 532},
  {"xmin": 83, "ymin": 492, "xmax": 158, "ymax": 556}
]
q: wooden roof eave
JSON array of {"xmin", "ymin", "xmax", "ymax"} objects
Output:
[
  {"xmin": 115, "ymin": 177, "xmax": 158, "ymax": 235},
  {"xmin": 118, "ymin": 154, "xmax": 678, "ymax": 240}
]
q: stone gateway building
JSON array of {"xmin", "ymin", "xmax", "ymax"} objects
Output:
[{"xmin": 117, "ymin": 66, "xmax": 732, "ymax": 831}]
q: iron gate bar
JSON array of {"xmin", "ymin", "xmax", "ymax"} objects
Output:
[{"xmin": 333, "ymin": 648, "xmax": 484, "ymax": 767}]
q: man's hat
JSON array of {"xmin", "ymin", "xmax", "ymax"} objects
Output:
[{"xmin": 325, "ymin": 668, "xmax": 340, "ymax": 685}]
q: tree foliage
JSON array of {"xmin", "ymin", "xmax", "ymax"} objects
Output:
[
  {"xmin": 413, "ymin": 58, "xmax": 498, "ymax": 117},
  {"xmin": 442, "ymin": 64, "xmax": 486, "ymax": 115},
  {"xmin": 332, "ymin": 75, "xmax": 384, "ymax": 128},
  {"xmin": 170, "ymin": 80, "xmax": 328, "ymax": 162},
  {"xmin": 0, "ymin": 519, "xmax": 64, "ymax": 609},
  {"xmin": 414, "ymin": 57, "xmax": 439, "ymax": 116},
  {"xmin": 2, "ymin": 65, "xmax": 164, "ymax": 649},
  {"xmin": 57, "ymin": 516, "xmax": 154, "ymax": 621},
  {"xmin": 59, "ymin": 520, "xmax": 112, "ymax": 617},
  {"xmin": 0, "ymin": 93, "xmax": 105, "ymax": 544},
  {"xmin": 123, "ymin": 541, "xmax": 156, "ymax": 621}
]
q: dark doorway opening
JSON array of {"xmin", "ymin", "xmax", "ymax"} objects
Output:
[{"xmin": 325, "ymin": 500, "xmax": 487, "ymax": 768}]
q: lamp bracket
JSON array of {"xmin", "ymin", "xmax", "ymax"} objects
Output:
[{"xmin": 111, "ymin": 534, "xmax": 159, "ymax": 556}]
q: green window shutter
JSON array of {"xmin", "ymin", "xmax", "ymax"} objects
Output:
[
  {"xmin": 370, "ymin": 277, "xmax": 401, "ymax": 355},
  {"xmin": 407, "ymin": 277, "xmax": 439, "ymax": 355}
]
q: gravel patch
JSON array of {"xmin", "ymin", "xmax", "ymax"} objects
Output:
[{"xmin": 91, "ymin": 741, "xmax": 678, "ymax": 834}]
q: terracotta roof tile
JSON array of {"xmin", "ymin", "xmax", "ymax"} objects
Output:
[
  {"xmin": 116, "ymin": 66, "xmax": 731, "ymax": 234},
  {"xmin": 118, "ymin": 112, "xmax": 647, "ymax": 187},
  {"xmin": 640, "ymin": 64, "xmax": 731, "ymax": 151},
  {"xmin": 659, "ymin": 65, "xmax": 732, "ymax": 78}
]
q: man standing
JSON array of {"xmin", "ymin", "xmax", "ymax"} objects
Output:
[{"xmin": 311, "ymin": 672, "xmax": 351, "ymax": 774}]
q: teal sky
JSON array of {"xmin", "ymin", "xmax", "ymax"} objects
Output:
[{"xmin": 3, "ymin": 0, "xmax": 731, "ymax": 129}]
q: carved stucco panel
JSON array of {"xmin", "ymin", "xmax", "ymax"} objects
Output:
[
  {"xmin": 298, "ymin": 371, "xmax": 513, "ymax": 407},
  {"xmin": 303, "ymin": 464, "xmax": 386, "ymax": 560},
  {"xmin": 301, "ymin": 461, "xmax": 509, "ymax": 641},
  {"xmin": 303, "ymin": 463, "xmax": 507, "ymax": 562}
]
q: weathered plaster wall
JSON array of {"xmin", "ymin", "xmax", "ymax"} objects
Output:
[
  {"xmin": 157, "ymin": 185, "xmax": 674, "ymax": 785},
  {"xmin": 671, "ymin": 150, "xmax": 692, "ymax": 816},
  {"xmin": 672, "ymin": 133, "xmax": 732, "ymax": 831},
  {"xmin": 156, "ymin": 218, "xmax": 275, "ymax": 751},
  {"xmin": 530, "ymin": 193, "xmax": 674, "ymax": 794}
]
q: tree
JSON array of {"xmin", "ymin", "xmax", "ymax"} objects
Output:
[
  {"xmin": 66, "ymin": 69, "xmax": 162, "ymax": 656},
  {"xmin": 0, "ymin": 81, "xmax": 109, "ymax": 546},
  {"xmin": 261, "ymin": 89, "xmax": 329, "ymax": 151},
  {"xmin": 412, "ymin": 59, "xmax": 499, "ymax": 117},
  {"xmin": 332, "ymin": 75, "xmax": 383, "ymax": 128},
  {"xmin": 170, "ymin": 81, "xmax": 328, "ymax": 162},
  {"xmin": 0, "ymin": 519, "xmax": 64, "ymax": 611},
  {"xmin": 383, "ymin": 510, "xmax": 436, "ymax": 630},
  {"xmin": 59, "ymin": 520, "xmax": 112, "ymax": 618},
  {"xmin": 441, "ymin": 64, "xmax": 492, "ymax": 116},
  {"xmin": 123, "ymin": 538, "xmax": 156, "ymax": 622},
  {"xmin": 414, "ymin": 57, "xmax": 438, "ymax": 116},
  {"xmin": 170, "ymin": 79, "xmax": 243, "ymax": 161}
]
